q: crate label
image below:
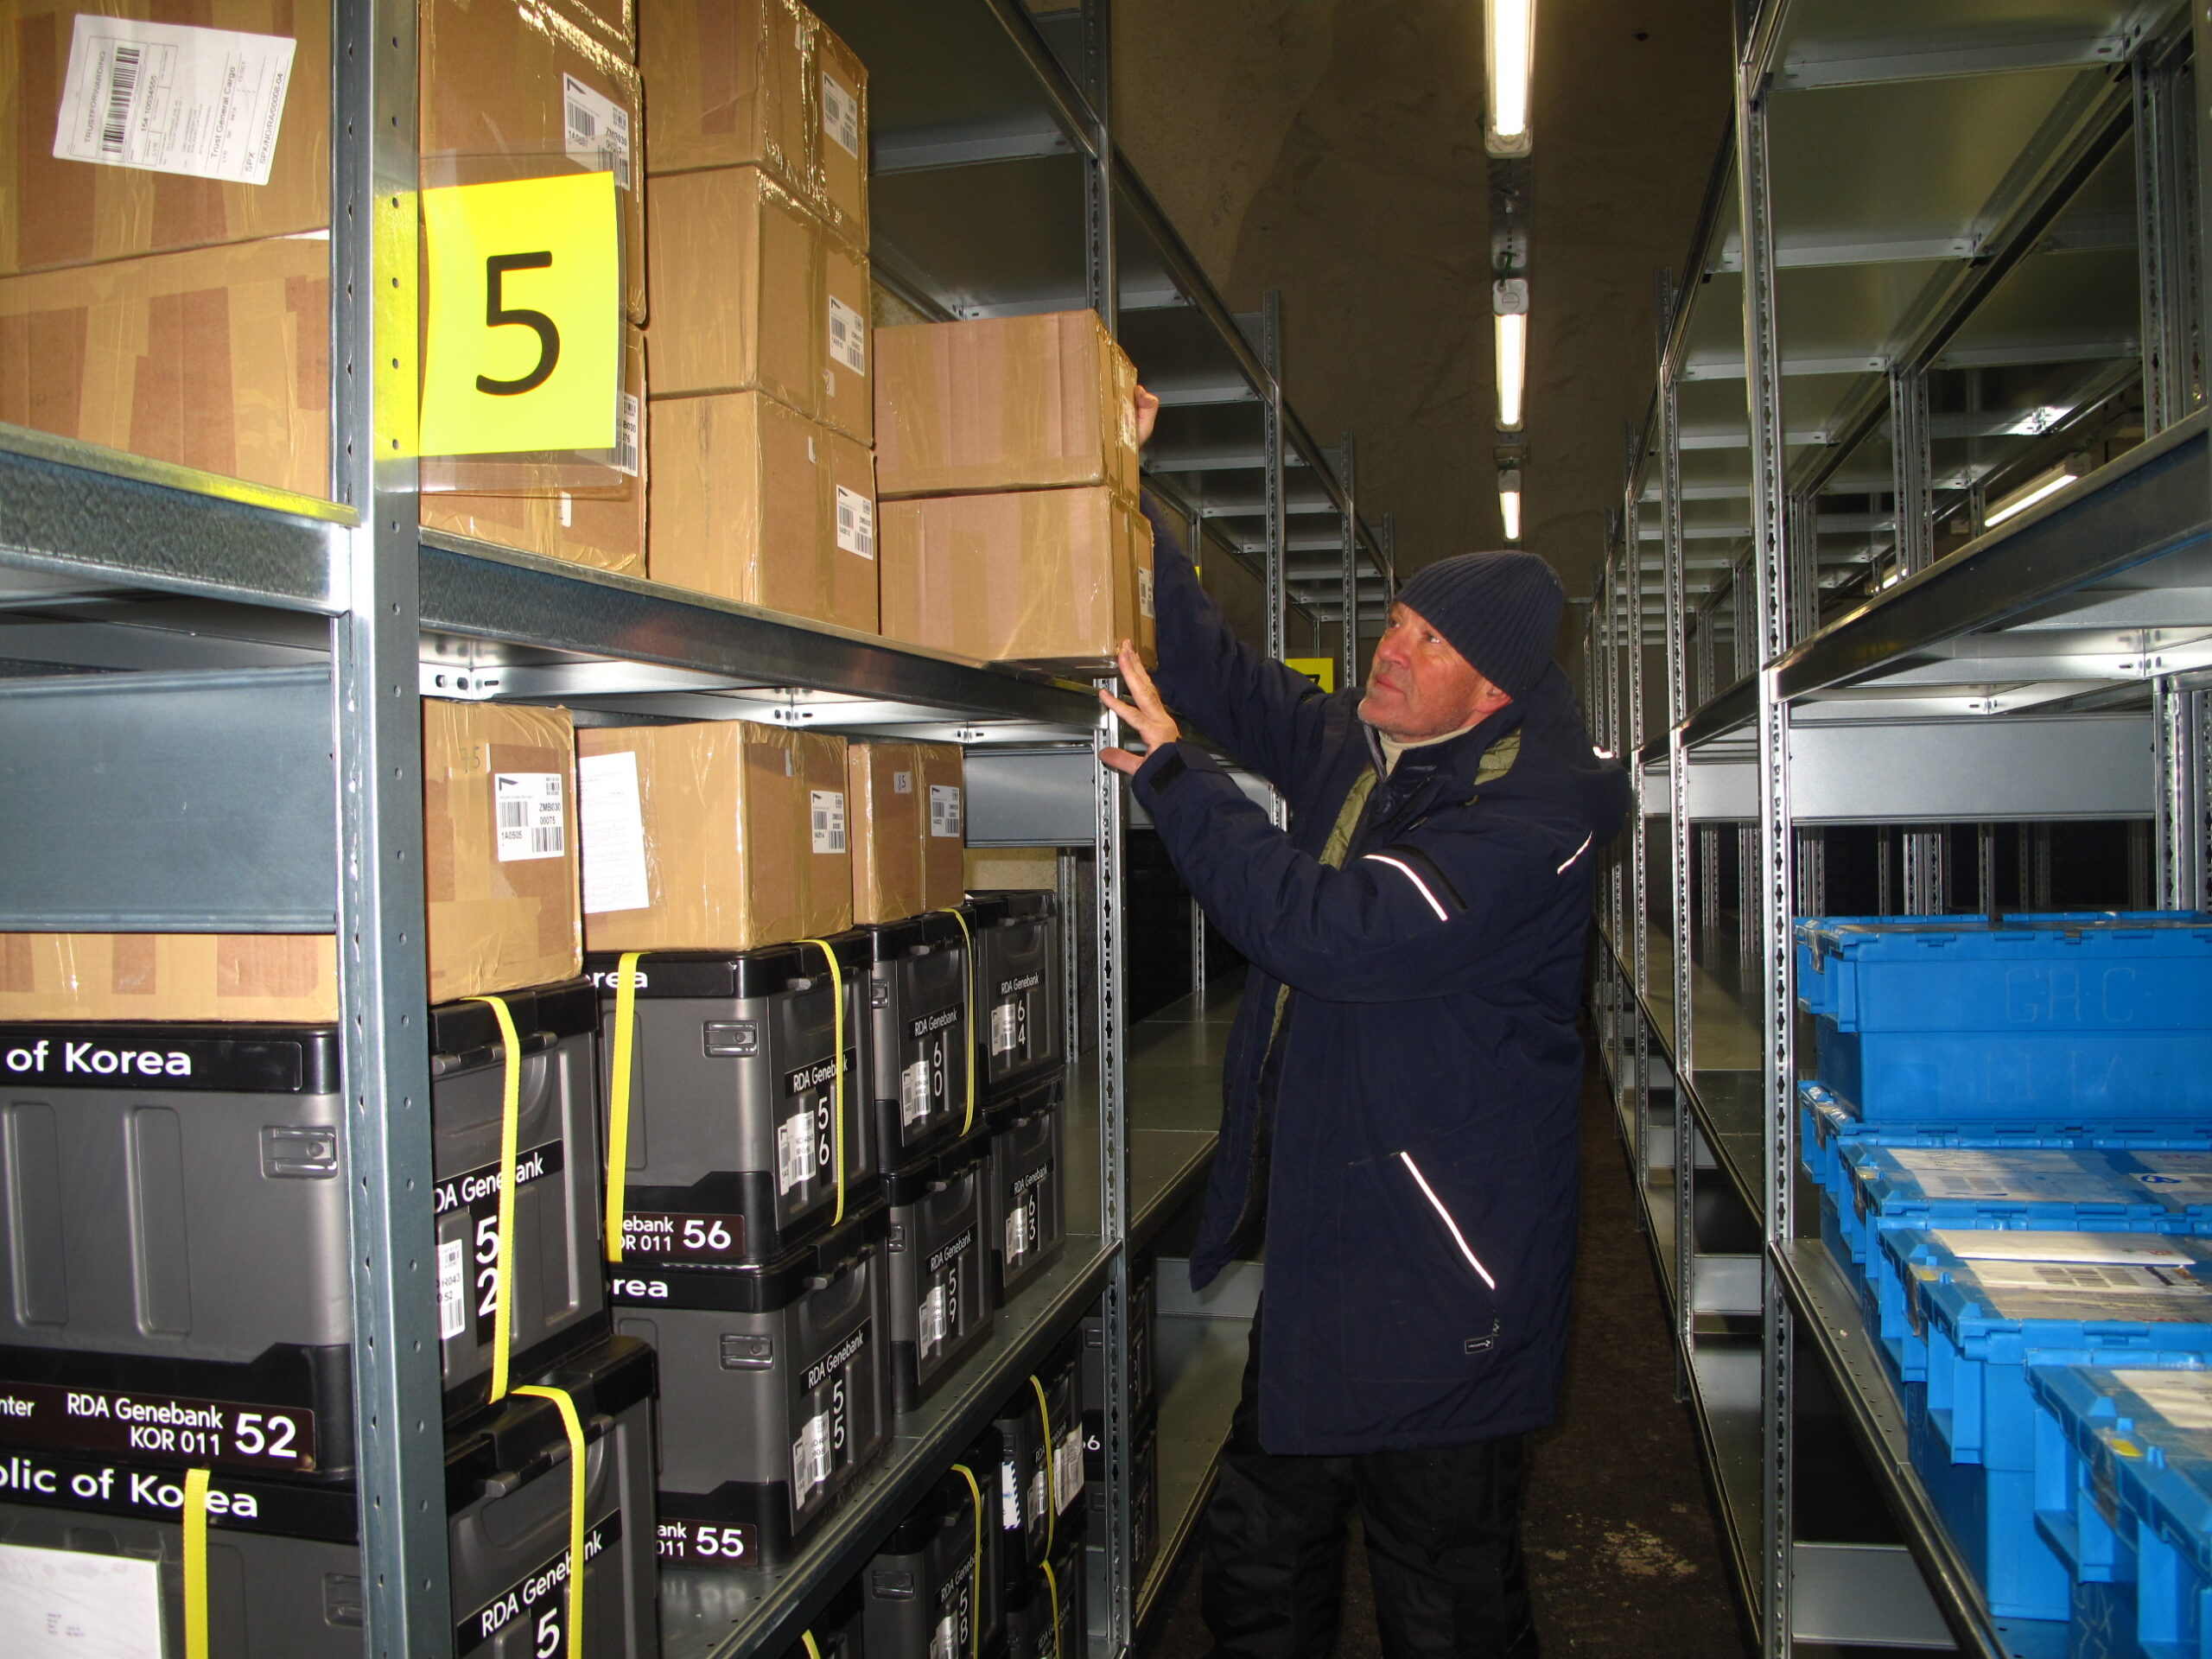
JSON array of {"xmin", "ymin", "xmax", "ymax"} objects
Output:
[
  {"xmin": 0, "ymin": 1380, "xmax": 315, "ymax": 1474},
  {"xmin": 811, "ymin": 790, "xmax": 848, "ymax": 855},
  {"xmin": 1028, "ymin": 1467, "xmax": 1047, "ymax": 1533},
  {"xmin": 1936, "ymin": 1230, "xmax": 2190, "ymax": 1266},
  {"xmin": 454, "ymin": 1510, "xmax": 621, "ymax": 1656},
  {"xmin": 0, "ymin": 1034, "xmax": 304, "ymax": 1091},
  {"xmin": 578, "ymin": 749, "xmax": 651, "ymax": 913},
  {"xmin": 494, "ymin": 772, "xmax": 567, "ymax": 862},
  {"xmin": 792, "ymin": 1412, "xmax": 831, "ymax": 1496},
  {"xmin": 561, "ymin": 73, "xmax": 632, "ymax": 188},
  {"xmin": 1054, "ymin": 1427, "xmax": 1084, "ymax": 1509},
  {"xmin": 435, "ymin": 1139, "xmax": 566, "ymax": 1344},
  {"xmin": 991, "ymin": 998, "xmax": 1027, "ymax": 1058},
  {"xmin": 1006, "ymin": 1162, "xmax": 1052, "ymax": 1268},
  {"xmin": 2132, "ymin": 1152, "xmax": 2212, "ymax": 1195},
  {"xmin": 836, "ymin": 486, "xmax": 875, "ymax": 559},
  {"xmin": 931, "ymin": 1616, "xmax": 959, "ymax": 1659},
  {"xmin": 900, "ymin": 1059, "xmax": 931, "ymax": 1128},
  {"xmin": 777, "ymin": 1103, "xmax": 821, "ymax": 1196},
  {"xmin": 929, "ymin": 785, "xmax": 963, "ymax": 838},
  {"xmin": 918, "ymin": 1284, "xmax": 948, "ymax": 1355},
  {"xmin": 438, "ymin": 1237, "xmax": 469, "ymax": 1338},
  {"xmin": 1885, "ymin": 1147, "xmax": 2119, "ymax": 1203},
  {"xmin": 791, "ymin": 1321, "xmax": 868, "ymax": 1510},
  {"xmin": 657, "ymin": 1517, "xmax": 757, "ymax": 1564},
  {"xmin": 828, "ymin": 296, "xmax": 868, "ymax": 376},
  {"xmin": 2118, "ymin": 1370, "xmax": 2212, "ymax": 1430},
  {"xmin": 822, "ymin": 73, "xmax": 860, "ymax": 156},
  {"xmin": 52, "ymin": 16, "xmax": 296, "ymax": 185},
  {"xmin": 1000, "ymin": 1455, "xmax": 1020, "ymax": 1530},
  {"xmin": 620, "ymin": 1211, "xmax": 743, "ymax": 1261},
  {"xmin": 0, "ymin": 1540, "xmax": 163, "ymax": 1654}
]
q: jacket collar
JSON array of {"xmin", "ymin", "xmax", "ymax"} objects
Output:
[{"xmin": 1360, "ymin": 695, "xmax": 1529, "ymax": 791}]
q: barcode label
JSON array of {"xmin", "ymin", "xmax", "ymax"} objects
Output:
[
  {"xmin": 494, "ymin": 773, "xmax": 566, "ymax": 861},
  {"xmin": 53, "ymin": 18, "xmax": 299, "ymax": 186},
  {"xmin": 900, "ymin": 1061, "xmax": 931, "ymax": 1128},
  {"xmin": 930, "ymin": 1617, "xmax": 957, "ymax": 1659},
  {"xmin": 563, "ymin": 73, "xmax": 632, "ymax": 189},
  {"xmin": 991, "ymin": 1001, "xmax": 1020, "ymax": 1056},
  {"xmin": 822, "ymin": 73, "xmax": 861, "ymax": 156},
  {"xmin": 1139, "ymin": 564, "xmax": 1155, "ymax": 619},
  {"xmin": 437, "ymin": 1238, "xmax": 467, "ymax": 1340},
  {"xmin": 918, "ymin": 1284, "xmax": 947, "ymax": 1355},
  {"xmin": 1055, "ymin": 1428, "xmax": 1084, "ymax": 1507},
  {"xmin": 792, "ymin": 1413, "xmax": 832, "ymax": 1496},
  {"xmin": 835, "ymin": 486, "xmax": 875, "ymax": 558},
  {"xmin": 930, "ymin": 785, "xmax": 963, "ymax": 838},
  {"xmin": 615, "ymin": 393, "xmax": 640, "ymax": 477},
  {"xmin": 828, "ymin": 296, "xmax": 868, "ymax": 375},
  {"xmin": 777, "ymin": 1109, "xmax": 817, "ymax": 1195},
  {"xmin": 1005, "ymin": 1203, "xmax": 1029, "ymax": 1264},
  {"xmin": 1001, "ymin": 1459, "xmax": 1021, "ymax": 1530},
  {"xmin": 810, "ymin": 790, "xmax": 847, "ymax": 855}
]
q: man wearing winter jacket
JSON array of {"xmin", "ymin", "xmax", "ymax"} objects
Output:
[{"xmin": 1096, "ymin": 397, "xmax": 1630, "ymax": 1659}]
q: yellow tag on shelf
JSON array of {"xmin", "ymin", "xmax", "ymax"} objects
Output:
[
  {"xmin": 1285, "ymin": 657, "xmax": 1337, "ymax": 691},
  {"xmin": 420, "ymin": 171, "xmax": 620, "ymax": 457}
]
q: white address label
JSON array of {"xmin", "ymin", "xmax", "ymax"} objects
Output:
[
  {"xmin": 562, "ymin": 73, "xmax": 632, "ymax": 188},
  {"xmin": 53, "ymin": 16, "xmax": 297, "ymax": 186},
  {"xmin": 577, "ymin": 750, "xmax": 650, "ymax": 912},
  {"xmin": 929, "ymin": 784, "xmax": 963, "ymax": 838},
  {"xmin": 836, "ymin": 486, "xmax": 875, "ymax": 559},
  {"xmin": 494, "ymin": 772, "xmax": 566, "ymax": 861},
  {"xmin": 823, "ymin": 73, "xmax": 861, "ymax": 156},
  {"xmin": 0, "ymin": 1541, "xmax": 164, "ymax": 1657},
  {"xmin": 437, "ymin": 1237, "xmax": 468, "ymax": 1340},
  {"xmin": 828, "ymin": 296, "xmax": 868, "ymax": 375},
  {"xmin": 811, "ymin": 789, "xmax": 848, "ymax": 854}
]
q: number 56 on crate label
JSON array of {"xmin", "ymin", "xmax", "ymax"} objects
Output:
[
  {"xmin": 494, "ymin": 773, "xmax": 566, "ymax": 861},
  {"xmin": 52, "ymin": 16, "xmax": 298, "ymax": 186}
]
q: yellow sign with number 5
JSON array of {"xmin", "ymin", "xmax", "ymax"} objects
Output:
[{"xmin": 420, "ymin": 171, "xmax": 620, "ymax": 457}]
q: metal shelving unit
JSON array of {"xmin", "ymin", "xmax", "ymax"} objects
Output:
[
  {"xmin": 1585, "ymin": 2, "xmax": 2212, "ymax": 1654},
  {"xmin": 0, "ymin": 3, "xmax": 1351, "ymax": 1654}
]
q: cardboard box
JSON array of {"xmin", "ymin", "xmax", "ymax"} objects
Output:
[
  {"xmin": 577, "ymin": 720, "xmax": 851, "ymax": 951},
  {"xmin": 846, "ymin": 741, "xmax": 924, "ymax": 925},
  {"xmin": 820, "ymin": 226, "xmax": 871, "ymax": 443},
  {"xmin": 646, "ymin": 164, "xmax": 817, "ymax": 413},
  {"xmin": 422, "ymin": 0, "xmax": 648, "ymax": 325},
  {"xmin": 0, "ymin": 932, "xmax": 339, "ymax": 1021},
  {"xmin": 0, "ymin": 0, "xmax": 332, "ymax": 277},
  {"xmin": 874, "ymin": 311, "xmax": 1139, "ymax": 499},
  {"xmin": 649, "ymin": 391, "xmax": 878, "ymax": 632},
  {"xmin": 879, "ymin": 486, "xmax": 1155, "ymax": 669},
  {"xmin": 548, "ymin": 0, "xmax": 632, "ymax": 59},
  {"xmin": 423, "ymin": 698, "xmax": 583, "ymax": 1003},
  {"xmin": 810, "ymin": 12, "xmax": 867, "ymax": 247},
  {"xmin": 0, "ymin": 232, "xmax": 328, "ymax": 498},
  {"xmin": 915, "ymin": 741, "xmax": 966, "ymax": 911}
]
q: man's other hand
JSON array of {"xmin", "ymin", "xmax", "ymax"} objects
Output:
[
  {"xmin": 1099, "ymin": 639, "xmax": 1179, "ymax": 776},
  {"xmin": 1133, "ymin": 385, "xmax": 1160, "ymax": 449}
]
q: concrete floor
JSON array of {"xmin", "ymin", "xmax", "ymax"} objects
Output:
[{"xmin": 1133, "ymin": 1038, "xmax": 1751, "ymax": 1658}]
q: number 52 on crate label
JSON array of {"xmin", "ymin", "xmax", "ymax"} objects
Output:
[{"xmin": 420, "ymin": 172, "xmax": 620, "ymax": 457}]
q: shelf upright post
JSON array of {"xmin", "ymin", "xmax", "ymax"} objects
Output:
[
  {"xmin": 1599, "ymin": 557, "xmax": 1622, "ymax": 956},
  {"xmin": 1624, "ymin": 429, "xmax": 1652, "ymax": 1188},
  {"xmin": 1339, "ymin": 431, "xmax": 1358, "ymax": 695},
  {"xmin": 1887, "ymin": 362, "xmax": 1948, "ymax": 922},
  {"xmin": 330, "ymin": 0, "xmax": 450, "ymax": 1651},
  {"xmin": 1082, "ymin": 0, "xmax": 1116, "ymax": 335},
  {"xmin": 2133, "ymin": 41, "xmax": 2196, "ymax": 435},
  {"xmin": 1380, "ymin": 512, "xmax": 1395, "ymax": 604},
  {"xmin": 1736, "ymin": 12, "xmax": 1796, "ymax": 1648},
  {"xmin": 1261, "ymin": 290, "xmax": 1289, "ymax": 828},
  {"xmin": 2154, "ymin": 677, "xmax": 2211, "ymax": 909},
  {"xmin": 1091, "ymin": 675, "xmax": 1135, "ymax": 1655}
]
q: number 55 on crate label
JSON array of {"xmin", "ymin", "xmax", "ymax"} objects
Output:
[{"xmin": 420, "ymin": 171, "xmax": 620, "ymax": 458}]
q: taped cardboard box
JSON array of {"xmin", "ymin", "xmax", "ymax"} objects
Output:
[
  {"xmin": 820, "ymin": 223, "xmax": 871, "ymax": 444},
  {"xmin": 915, "ymin": 742, "xmax": 966, "ymax": 911},
  {"xmin": 0, "ymin": 232, "xmax": 328, "ymax": 498},
  {"xmin": 646, "ymin": 164, "xmax": 817, "ymax": 413},
  {"xmin": 0, "ymin": 0, "xmax": 331, "ymax": 277},
  {"xmin": 0, "ymin": 932, "xmax": 339, "ymax": 1021},
  {"xmin": 809, "ymin": 12, "xmax": 867, "ymax": 247},
  {"xmin": 423, "ymin": 698, "xmax": 584, "ymax": 1003},
  {"xmin": 874, "ymin": 311, "xmax": 1139, "ymax": 499},
  {"xmin": 847, "ymin": 741, "xmax": 924, "ymax": 926},
  {"xmin": 577, "ymin": 720, "xmax": 851, "ymax": 951},
  {"xmin": 879, "ymin": 486, "xmax": 1155, "ymax": 670},
  {"xmin": 422, "ymin": 0, "xmax": 647, "ymax": 325},
  {"xmin": 649, "ymin": 390, "xmax": 878, "ymax": 633}
]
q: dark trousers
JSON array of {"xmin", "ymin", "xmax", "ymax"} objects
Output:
[{"xmin": 1201, "ymin": 1315, "xmax": 1539, "ymax": 1659}]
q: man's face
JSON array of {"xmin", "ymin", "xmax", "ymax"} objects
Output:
[{"xmin": 1358, "ymin": 603, "xmax": 1513, "ymax": 742}]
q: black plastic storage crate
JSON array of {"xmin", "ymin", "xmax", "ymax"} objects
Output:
[
  {"xmin": 610, "ymin": 1204, "xmax": 892, "ymax": 1570},
  {"xmin": 587, "ymin": 938, "xmax": 877, "ymax": 1268},
  {"xmin": 962, "ymin": 893, "xmax": 1065, "ymax": 1109},
  {"xmin": 866, "ymin": 1464, "xmax": 1004, "ymax": 1659},
  {"xmin": 858, "ymin": 914, "xmax": 978, "ymax": 1176},
  {"xmin": 0, "ymin": 979, "xmax": 609, "ymax": 1478},
  {"xmin": 986, "ymin": 1090, "xmax": 1065, "ymax": 1304},
  {"xmin": 0, "ymin": 1332, "xmax": 659, "ymax": 1657},
  {"xmin": 887, "ymin": 1143, "xmax": 996, "ymax": 1414}
]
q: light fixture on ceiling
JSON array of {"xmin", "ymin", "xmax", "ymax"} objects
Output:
[
  {"xmin": 1494, "ymin": 276, "xmax": 1528, "ymax": 430},
  {"xmin": 1499, "ymin": 468, "xmax": 1523, "ymax": 542},
  {"xmin": 1982, "ymin": 454, "xmax": 2087, "ymax": 528},
  {"xmin": 1484, "ymin": 0, "xmax": 1535, "ymax": 156}
]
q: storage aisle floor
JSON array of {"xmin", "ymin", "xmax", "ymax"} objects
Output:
[{"xmin": 1135, "ymin": 1036, "xmax": 1751, "ymax": 1658}]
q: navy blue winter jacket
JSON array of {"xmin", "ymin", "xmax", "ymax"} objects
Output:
[{"xmin": 1129, "ymin": 499, "xmax": 1631, "ymax": 1454}]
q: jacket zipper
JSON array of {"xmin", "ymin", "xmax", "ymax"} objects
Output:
[{"xmin": 1397, "ymin": 1152, "xmax": 1497, "ymax": 1289}]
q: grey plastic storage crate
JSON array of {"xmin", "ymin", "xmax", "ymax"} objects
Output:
[
  {"xmin": 859, "ymin": 915, "xmax": 979, "ymax": 1176},
  {"xmin": 866, "ymin": 1465, "xmax": 1002, "ymax": 1659},
  {"xmin": 0, "ymin": 1333, "xmax": 658, "ymax": 1657},
  {"xmin": 962, "ymin": 893, "xmax": 1065, "ymax": 1109},
  {"xmin": 612, "ymin": 1205, "xmax": 892, "ymax": 1570},
  {"xmin": 988, "ymin": 1090, "xmax": 1066, "ymax": 1304},
  {"xmin": 588, "ymin": 938, "xmax": 877, "ymax": 1268},
  {"xmin": 0, "ymin": 980, "xmax": 607, "ymax": 1478},
  {"xmin": 1002, "ymin": 1530, "xmax": 1084, "ymax": 1659},
  {"xmin": 889, "ymin": 1144, "xmax": 997, "ymax": 1414}
]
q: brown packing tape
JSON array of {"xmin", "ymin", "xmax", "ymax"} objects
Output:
[
  {"xmin": 846, "ymin": 741, "xmax": 924, "ymax": 925},
  {"xmin": 818, "ymin": 226, "xmax": 872, "ymax": 444},
  {"xmin": 641, "ymin": 0, "xmax": 808, "ymax": 188},
  {"xmin": 0, "ymin": 233, "xmax": 330, "ymax": 498},
  {"xmin": 646, "ymin": 165, "xmax": 819, "ymax": 411},
  {"xmin": 0, "ymin": 0, "xmax": 333, "ymax": 276},
  {"xmin": 0, "ymin": 934, "xmax": 340, "ymax": 1021}
]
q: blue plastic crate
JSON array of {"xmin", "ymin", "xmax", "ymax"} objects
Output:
[
  {"xmin": 1795, "ymin": 913, "xmax": 2212, "ymax": 1121},
  {"xmin": 2030, "ymin": 1363, "xmax": 2212, "ymax": 1659},
  {"xmin": 1891, "ymin": 1231, "xmax": 2212, "ymax": 1620}
]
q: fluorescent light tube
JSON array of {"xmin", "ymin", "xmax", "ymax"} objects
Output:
[
  {"xmin": 1493, "ymin": 279, "xmax": 1528, "ymax": 431},
  {"xmin": 1485, "ymin": 0, "xmax": 1534, "ymax": 155},
  {"xmin": 1499, "ymin": 469, "xmax": 1523, "ymax": 542},
  {"xmin": 1982, "ymin": 457, "xmax": 2083, "ymax": 528}
]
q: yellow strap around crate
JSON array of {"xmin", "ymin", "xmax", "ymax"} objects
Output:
[
  {"xmin": 936, "ymin": 907, "xmax": 976, "ymax": 1135},
  {"xmin": 182, "ymin": 1466, "xmax": 212, "ymax": 1659},
  {"xmin": 950, "ymin": 1462, "xmax": 984, "ymax": 1659},
  {"xmin": 1029, "ymin": 1373, "xmax": 1057, "ymax": 1556},
  {"xmin": 515, "ymin": 1383, "xmax": 588, "ymax": 1659},
  {"xmin": 1040, "ymin": 1557, "xmax": 1063, "ymax": 1659},
  {"xmin": 467, "ymin": 994, "xmax": 524, "ymax": 1402},
  {"xmin": 801, "ymin": 1634, "xmax": 824, "ymax": 1659},
  {"xmin": 796, "ymin": 939, "xmax": 849, "ymax": 1226},
  {"xmin": 604, "ymin": 952, "xmax": 645, "ymax": 1263}
]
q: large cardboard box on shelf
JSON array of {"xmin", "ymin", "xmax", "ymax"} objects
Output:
[
  {"xmin": 0, "ymin": 232, "xmax": 328, "ymax": 497},
  {"xmin": 915, "ymin": 741, "xmax": 966, "ymax": 911},
  {"xmin": 548, "ymin": 0, "xmax": 632, "ymax": 59},
  {"xmin": 648, "ymin": 389, "xmax": 878, "ymax": 633},
  {"xmin": 809, "ymin": 13, "xmax": 867, "ymax": 247},
  {"xmin": 820, "ymin": 225, "xmax": 871, "ymax": 444},
  {"xmin": 423, "ymin": 697, "xmax": 584, "ymax": 1003},
  {"xmin": 422, "ymin": 0, "xmax": 648, "ymax": 324},
  {"xmin": 879, "ymin": 486, "xmax": 1155, "ymax": 670},
  {"xmin": 0, "ymin": 0, "xmax": 333, "ymax": 276},
  {"xmin": 420, "ymin": 325, "xmax": 647, "ymax": 575},
  {"xmin": 874, "ymin": 311, "xmax": 1139, "ymax": 499},
  {"xmin": 0, "ymin": 932, "xmax": 340, "ymax": 1021},
  {"xmin": 646, "ymin": 164, "xmax": 817, "ymax": 413},
  {"xmin": 577, "ymin": 720, "xmax": 851, "ymax": 951},
  {"xmin": 846, "ymin": 741, "xmax": 924, "ymax": 926}
]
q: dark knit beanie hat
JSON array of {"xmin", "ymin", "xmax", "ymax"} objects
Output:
[{"xmin": 1394, "ymin": 550, "xmax": 1565, "ymax": 698}]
